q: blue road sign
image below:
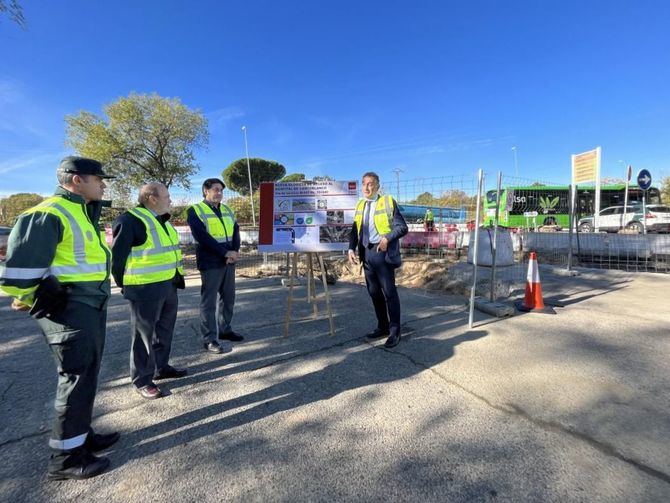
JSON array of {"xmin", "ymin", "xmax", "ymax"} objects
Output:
[{"xmin": 637, "ymin": 169, "xmax": 652, "ymax": 191}]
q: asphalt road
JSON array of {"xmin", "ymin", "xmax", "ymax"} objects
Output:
[{"xmin": 0, "ymin": 267, "xmax": 669, "ymax": 502}]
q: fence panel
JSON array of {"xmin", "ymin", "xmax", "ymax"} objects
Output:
[{"xmin": 146, "ymin": 173, "xmax": 670, "ymax": 279}]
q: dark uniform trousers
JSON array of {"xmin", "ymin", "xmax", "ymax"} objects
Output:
[
  {"xmin": 362, "ymin": 245, "xmax": 401, "ymax": 332},
  {"xmin": 199, "ymin": 264, "xmax": 236, "ymax": 343},
  {"xmin": 129, "ymin": 283, "xmax": 178, "ymax": 388},
  {"xmin": 36, "ymin": 302, "xmax": 107, "ymax": 448}
]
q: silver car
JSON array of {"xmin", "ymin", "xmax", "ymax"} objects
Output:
[
  {"xmin": 628, "ymin": 205, "xmax": 670, "ymax": 233},
  {"xmin": 577, "ymin": 205, "xmax": 640, "ymax": 233}
]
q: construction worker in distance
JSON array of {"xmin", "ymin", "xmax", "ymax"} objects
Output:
[
  {"xmin": 425, "ymin": 208, "xmax": 435, "ymax": 231},
  {"xmin": 111, "ymin": 182, "xmax": 187, "ymax": 400},
  {"xmin": 0, "ymin": 156, "xmax": 119, "ymax": 480}
]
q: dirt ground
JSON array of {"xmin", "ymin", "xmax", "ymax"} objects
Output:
[
  {"xmin": 328, "ymin": 255, "xmax": 462, "ymax": 290},
  {"xmin": 181, "ymin": 245, "xmax": 516, "ymax": 297}
]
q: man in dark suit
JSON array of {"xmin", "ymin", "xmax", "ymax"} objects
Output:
[{"xmin": 348, "ymin": 172, "xmax": 408, "ymax": 348}]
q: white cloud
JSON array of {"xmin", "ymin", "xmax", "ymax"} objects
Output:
[
  {"xmin": 206, "ymin": 106, "xmax": 245, "ymax": 126},
  {"xmin": 0, "ymin": 78, "xmax": 23, "ymax": 107},
  {"xmin": 265, "ymin": 119, "xmax": 294, "ymax": 147},
  {"xmin": 0, "ymin": 150, "xmax": 67, "ymax": 176},
  {"xmin": 0, "ymin": 78, "xmax": 54, "ymax": 143},
  {"xmin": 294, "ymin": 132, "xmax": 509, "ymax": 166}
]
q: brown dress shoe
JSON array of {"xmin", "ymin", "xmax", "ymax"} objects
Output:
[{"xmin": 136, "ymin": 384, "xmax": 162, "ymax": 399}]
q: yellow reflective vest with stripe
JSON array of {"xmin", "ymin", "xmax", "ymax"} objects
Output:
[
  {"xmin": 122, "ymin": 207, "xmax": 184, "ymax": 286},
  {"xmin": 189, "ymin": 201, "xmax": 236, "ymax": 242},
  {"xmin": 353, "ymin": 194, "xmax": 394, "ymax": 238},
  {"xmin": 0, "ymin": 194, "xmax": 111, "ymax": 305}
]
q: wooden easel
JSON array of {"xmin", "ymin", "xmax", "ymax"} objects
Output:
[{"xmin": 284, "ymin": 252, "xmax": 335, "ymax": 337}]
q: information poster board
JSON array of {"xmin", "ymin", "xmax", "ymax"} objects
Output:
[
  {"xmin": 258, "ymin": 180, "xmax": 359, "ymax": 252},
  {"xmin": 571, "ymin": 146, "xmax": 601, "ymax": 230},
  {"xmin": 571, "ymin": 147, "xmax": 600, "ymax": 184}
]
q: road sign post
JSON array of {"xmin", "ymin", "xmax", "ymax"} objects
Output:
[
  {"xmin": 622, "ymin": 165, "xmax": 632, "ymax": 230},
  {"xmin": 637, "ymin": 169, "xmax": 652, "ymax": 235},
  {"xmin": 637, "ymin": 169, "xmax": 652, "ymax": 191}
]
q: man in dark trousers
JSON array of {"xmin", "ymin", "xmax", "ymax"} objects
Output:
[
  {"xmin": 0, "ymin": 156, "xmax": 119, "ymax": 479},
  {"xmin": 112, "ymin": 182, "xmax": 187, "ymax": 400},
  {"xmin": 348, "ymin": 171, "xmax": 408, "ymax": 348},
  {"xmin": 187, "ymin": 177, "xmax": 242, "ymax": 354}
]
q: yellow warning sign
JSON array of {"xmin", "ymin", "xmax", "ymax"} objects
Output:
[{"xmin": 572, "ymin": 148, "xmax": 600, "ymax": 184}]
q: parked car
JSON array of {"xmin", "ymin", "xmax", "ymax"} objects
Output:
[
  {"xmin": 577, "ymin": 205, "xmax": 640, "ymax": 233},
  {"xmin": 627, "ymin": 205, "xmax": 670, "ymax": 233},
  {"xmin": 0, "ymin": 226, "xmax": 11, "ymax": 261}
]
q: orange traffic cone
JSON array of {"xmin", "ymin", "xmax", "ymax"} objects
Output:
[{"xmin": 516, "ymin": 252, "xmax": 555, "ymax": 313}]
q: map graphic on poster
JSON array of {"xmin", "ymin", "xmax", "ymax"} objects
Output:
[{"xmin": 258, "ymin": 180, "xmax": 359, "ymax": 252}]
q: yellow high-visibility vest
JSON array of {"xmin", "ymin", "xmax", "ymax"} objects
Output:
[
  {"xmin": 0, "ymin": 196, "xmax": 110, "ymax": 304},
  {"xmin": 190, "ymin": 201, "xmax": 236, "ymax": 242},
  {"xmin": 122, "ymin": 207, "xmax": 183, "ymax": 286},
  {"xmin": 353, "ymin": 194, "xmax": 394, "ymax": 238}
]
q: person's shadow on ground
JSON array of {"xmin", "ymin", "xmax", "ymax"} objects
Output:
[{"xmin": 117, "ymin": 325, "xmax": 488, "ymax": 462}]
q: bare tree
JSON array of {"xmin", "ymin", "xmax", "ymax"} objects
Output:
[{"xmin": 0, "ymin": 0, "xmax": 26, "ymax": 29}]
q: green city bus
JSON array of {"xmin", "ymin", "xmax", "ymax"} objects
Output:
[{"xmin": 482, "ymin": 184, "xmax": 662, "ymax": 228}]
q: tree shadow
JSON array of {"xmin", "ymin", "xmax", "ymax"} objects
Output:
[{"xmin": 114, "ymin": 329, "xmax": 489, "ymax": 463}]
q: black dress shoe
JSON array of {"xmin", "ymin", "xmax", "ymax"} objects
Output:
[
  {"xmin": 154, "ymin": 365, "xmax": 188, "ymax": 380},
  {"xmin": 48, "ymin": 448, "xmax": 110, "ymax": 480},
  {"xmin": 85, "ymin": 431, "xmax": 120, "ymax": 452},
  {"xmin": 384, "ymin": 331, "xmax": 401, "ymax": 348},
  {"xmin": 218, "ymin": 331, "xmax": 244, "ymax": 342},
  {"xmin": 365, "ymin": 328, "xmax": 390, "ymax": 339},
  {"xmin": 204, "ymin": 341, "xmax": 224, "ymax": 354}
]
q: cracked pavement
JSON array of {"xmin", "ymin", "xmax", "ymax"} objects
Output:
[{"xmin": 0, "ymin": 267, "xmax": 669, "ymax": 502}]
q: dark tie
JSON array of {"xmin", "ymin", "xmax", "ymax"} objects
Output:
[{"xmin": 361, "ymin": 200, "xmax": 371, "ymax": 247}]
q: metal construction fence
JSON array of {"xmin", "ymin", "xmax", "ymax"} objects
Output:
[
  {"xmin": 99, "ymin": 170, "xmax": 669, "ymax": 279},
  {"xmin": 0, "ymin": 170, "xmax": 670, "ymax": 293}
]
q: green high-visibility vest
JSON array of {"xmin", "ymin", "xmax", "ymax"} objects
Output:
[
  {"xmin": 190, "ymin": 201, "xmax": 236, "ymax": 242},
  {"xmin": 353, "ymin": 195, "xmax": 394, "ymax": 238},
  {"xmin": 0, "ymin": 196, "xmax": 110, "ymax": 304},
  {"xmin": 122, "ymin": 207, "xmax": 183, "ymax": 286}
]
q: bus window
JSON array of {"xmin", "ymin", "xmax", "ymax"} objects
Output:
[
  {"xmin": 577, "ymin": 191, "xmax": 593, "ymax": 215},
  {"xmin": 627, "ymin": 189, "xmax": 642, "ymax": 204},
  {"xmin": 601, "ymin": 191, "xmax": 624, "ymax": 207}
]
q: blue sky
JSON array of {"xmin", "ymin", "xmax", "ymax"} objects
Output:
[{"xmin": 1, "ymin": 0, "xmax": 669, "ymax": 198}]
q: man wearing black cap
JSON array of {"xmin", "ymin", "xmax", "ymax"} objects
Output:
[
  {"xmin": 0, "ymin": 156, "xmax": 120, "ymax": 480},
  {"xmin": 187, "ymin": 178, "xmax": 243, "ymax": 354}
]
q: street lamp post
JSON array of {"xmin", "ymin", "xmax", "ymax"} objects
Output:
[
  {"xmin": 511, "ymin": 145, "xmax": 519, "ymax": 179},
  {"xmin": 391, "ymin": 168, "xmax": 404, "ymax": 202},
  {"xmin": 241, "ymin": 126, "xmax": 256, "ymax": 226}
]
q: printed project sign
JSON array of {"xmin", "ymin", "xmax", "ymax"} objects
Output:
[
  {"xmin": 571, "ymin": 147, "xmax": 600, "ymax": 184},
  {"xmin": 258, "ymin": 180, "xmax": 359, "ymax": 252},
  {"xmin": 571, "ymin": 146, "xmax": 602, "ymax": 229}
]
